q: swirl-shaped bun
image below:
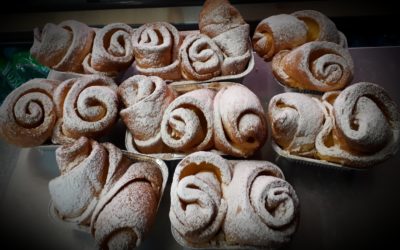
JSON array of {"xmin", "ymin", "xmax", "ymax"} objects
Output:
[
  {"xmin": 214, "ymin": 85, "xmax": 267, "ymax": 157},
  {"xmin": 252, "ymin": 14, "xmax": 308, "ymax": 61},
  {"xmin": 49, "ymin": 137, "xmax": 130, "ymax": 226},
  {"xmin": 224, "ymin": 161, "xmax": 299, "ymax": 248},
  {"xmin": 91, "ymin": 161, "xmax": 163, "ymax": 249},
  {"xmin": 52, "ymin": 75, "xmax": 119, "ymax": 144},
  {"xmin": 30, "ymin": 20, "xmax": 94, "ymax": 73},
  {"xmin": 170, "ymin": 151, "xmax": 231, "ymax": 245},
  {"xmin": 132, "ymin": 22, "xmax": 181, "ymax": 80},
  {"xmin": 161, "ymin": 89, "xmax": 215, "ymax": 152},
  {"xmin": 272, "ymin": 41, "xmax": 354, "ymax": 92},
  {"xmin": 316, "ymin": 82, "xmax": 400, "ymax": 167},
  {"xmin": 83, "ymin": 23, "xmax": 134, "ymax": 76},
  {"xmin": 291, "ymin": 10, "xmax": 347, "ymax": 47},
  {"xmin": 118, "ymin": 75, "xmax": 176, "ymax": 153},
  {"xmin": 179, "ymin": 33, "xmax": 223, "ymax": 81},
  {"xmin": 268, "ymin": 92, "xmax": 325, "ymax": 157},
  {"xmin": 0, "ymin": 78, "xmax": 58, "ymax": 147}
]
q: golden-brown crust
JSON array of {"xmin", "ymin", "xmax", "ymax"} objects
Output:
[
  {"xmin": 272, "ymin": 41, "xmax": 354, "ymax": 92},
  {"xmin": 30, "ymin": 20, "xmax": 94, "ymax": 73},
  {"xmin": 0, "ymin": 78, "xmax": 58, "ymax": 147}
]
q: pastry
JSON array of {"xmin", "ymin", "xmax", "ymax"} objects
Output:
[
  {"xmin": 30, "ymin": 20, "xmax": 95, "ymax": 73},
  {"xmin": 315, "ymin": 82, "xmax": 400, "ymax": 167},
  {"xmin": 118, "ymin": 75, "xmax": 176, "ymax": 153},
  {"xmin": 132, "ymin": 22, "xmax": 181, "ymax": 80},
  {"xmin": 224, "ymin": 161, "xmax": 299, "ymax": 248},
  {"xmin": 272, "ymin": 41, "xmax": 354, "ymax": 92},
  {"xmin": 213, "ymin": 85, "xmax": 267, "ymax": 157},
  {"xmin": 0, "ymin": 78, "xmax": 58, "ymax": 147},
  {"xmin": 90, "ymin": 160, "xmax": 163, "ymax": 249},
  {"xmin": 179, "ymin": 33, "xmax": 223, "ymax": 81},
  {"xmin": 199, "ymin": 0, "xmax": 251, "ymax": 75},
  {"xmin": 291, "ymin": 10, "xmax": 347, "ymax": 47},
  {"xmin": 49, "ymin": 137, "xmax": 131, "ymax": 227},
  {"xmin": 169, "ymin": 151, "xmax": 231, "ymax": 246},
  {"xmin": 52, "ymin": 75, "xmax": 119, "ymax": 144},
  {"xmin": 268, "ymin": 92, "xmax": 325, "ymax": 157},
  {"xmin": 252, "ymin": 14, "xmax": 308, "ymax": 61},
  {"xmin": 170, "ymin": 151, "xmax": 300, "ymax": 249},
  {"xmin": 160, "ymin": 88, "xmax": 215, "ymax": 152},
  {"xmin": 83, "ymin": 23, "xmax": 135, "ymax": 76}
]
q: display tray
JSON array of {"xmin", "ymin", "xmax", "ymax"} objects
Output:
[{"xmin": 1, "ymin": 47, "xmax": 400, "ymax": 249}]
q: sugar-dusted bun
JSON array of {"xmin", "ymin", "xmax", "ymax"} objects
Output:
[
  {"xmin": 214, "ymin": 85, "xmax": 267, "ymax": 157},
  {"xmin": 83, "ymin": 23, "xmax": 134, "ymax": 76},
  {"xmin": 0, "ymin": 78, "xmax": 58, "ymax": 147},
  {"xmin": 292, "ymin": 10, "xmax": 347, "ymax": 47},
  {"xmin": 170, "ymin": 151, "xmax": 231, "ymax": 246},
  {"xmin": 52, "ymin": 75, "xmax": 119, "ymax": 144},
  {"xmin": 252, "ymin": 14, "xmax": 308, "ymax": 61},
  {"xmin": 132, "ymin": 22, "xmax": 181, "ymax": 80},
  {"xmin": 224, "ymin": 161, "xmax": 299, "ymax": 248},
  {"xmin": 199, "ymin": 0, "xmax": 251, "ymax": 75},
  {"xmin": 118, "ymin": 75, "xmax": 176, "ymax": 153},
  {"xmin": 316, "ymin": 82, "xmax": 400, "ymax": 167},
  {"xmin": 179, "ymin": 33, "xmax": 223, "ymax": 81},
  {"xmin": 30, "ymin": 20, "xmax": 94, "ymax": 73},
  {"xmin": 161, "ymin": 89, "xmax": 215, "ymax": 152},
  {"xmin": 268, "ymin": 92, "xmax": 325, "ymax": 157},
  {"xmin": 49, "ymin": 137, "xmax": 131, "ymax": 227},
  {"xmin": 272, "ymin": 41, "xmax": 354, "ymax": 92},
  {"xmin": 91, "ymin": 161, "xmax": 163, "ymax": 249},
  {"xmin": 199, "ymin": 0, "xmax": 246, "ymax": 38}
]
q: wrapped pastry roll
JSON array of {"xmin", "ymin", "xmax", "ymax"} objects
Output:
[
  {"xmin": 316, "ymin": 82, "xmax": 400, "ymax": 167},
  {"xmin": 0, "ymin": 78, "xmax": 58, "ymax": 147},
  {"xmin": 30, "ymin": 20, "xmax": 94, "ymax": 73},
  {"xmin": 52, "ymin": 75, "xmax": 119, "ymax": 144},
  {"xmin": 169, "ymin": 151, "xmax": 231, "ymax": 246},
  {"xmin": 272, "ymin": 41, "xmax": 354, "ymax": 92},
  {"xmin": 83, "ymin": 23, "xmax": 135, "ymax": 76},
  {"xmin": 161, "ymin": 89, "xmax": 215, "ymax": 152},
  {"xmin": 118, "ymin": 75, "xmax": 176, "ymax": 153},
  {"xmin": 268, "ymin": 92, "xmax": 325, "ymax": 157},
  {"xmin": 214, "ymin": 85, "xmax": 267, "ymax": 157}
]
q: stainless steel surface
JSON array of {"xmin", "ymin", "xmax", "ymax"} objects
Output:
[{"xmin": 1, "ymin": 47, "xmax": 400, "ymax": 249}]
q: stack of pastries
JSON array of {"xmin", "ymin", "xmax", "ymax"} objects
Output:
[
  {"xmin": 121, "ymin": 75, "xmax": 267, "ymax": 157},
  {"xmin": 253, "ymin": 10, "xmax": 354, "ymax": 92},
  {"xmin": 49, "ymin": 137, "xmax": 167, "ymax": 249},
  {"xmin": 169, "ymin": 151, "xmax": 299, "ymax": 249},
  {"xmin": 268, "ymin": 82, "xmax": 400, "ymax": 168}
]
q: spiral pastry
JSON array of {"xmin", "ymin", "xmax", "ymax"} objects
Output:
[
  {"xmin": 83, "ymin": 23, "xmax": 134, "ymax": 76},
  {"xmin": 291, "ymin": 10, "xmax": 347, "ymax": 47},
  {"xmin": 161, "ymin": 89, "xmax": 215, "ymax": 152},
  {"xmin": 315, "ymin": 82, "xmax": 400, "ymax": 167},
  {"xmin": 49, "ymin": 137, "xmax": 131, "ymax": 227},
  {"xmin": 252, "ymin": 14, "xmax": 308, "ymax": 61},
  {"xmin": 0, "ymin": 78, "xmax": 58, "ymax": 147},
  {"xmin": 272, "ymin": 41, "xmax": 354, "ymax": 92},
  {"xmin": 213, "ymin": 85, "xmax": 267, "ymax": 157},
  {"xmin": 30, "ymin": 20, "xmax": 94, "ymax": 73},
  {"xmin": 118, "ymin": 75, "xmax": 176, "ymax": 153},
  {"xmin": 52, "ymin": 75, "xmax": 119, "ymax": 143},
  {"xmin": 91, "ymin": 161, "xmax": 163, "ymax": 249},
  {"xmin": 169, "ymin": 151, "xmax": 232, "ymax": 245},
  {"xmin": 224, "ymin": 161, "xmax": 299, "ymax": 248},
  {"xmin": 179, "ymin": 33, "xmax": 223, "ymax": 81},
  {"xmin": 268, "ymin": 92, "xmax": 325, "ymax": 157},
  {"xmin": 132, "ymin": 22, "xmax": 181, "ymax": 80}
]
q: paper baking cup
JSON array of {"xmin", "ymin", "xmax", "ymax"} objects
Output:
[
  {"xmin": 271, "ymin": 140, "xmax": 367, "ymax": 171},
  {"xmin": 48, "ymin": 151, "xmax": 168, "ymax": 232}
]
